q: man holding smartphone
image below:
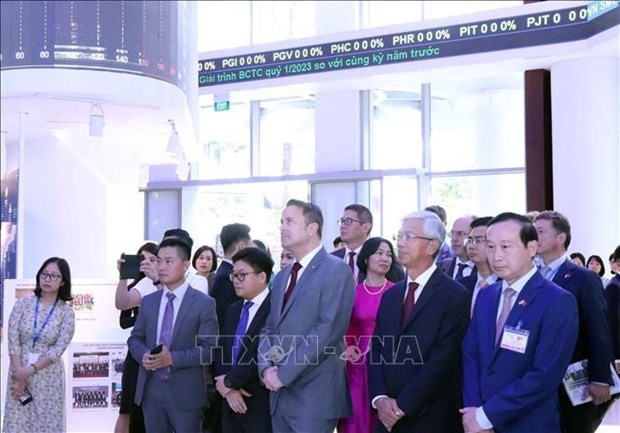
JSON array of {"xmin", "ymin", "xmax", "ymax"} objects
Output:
[{"xmin": 128, "ymin": 237, "xmax": 219, "ymax": 432}]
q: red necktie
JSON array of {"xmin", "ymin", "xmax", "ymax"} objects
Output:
[
  {"xmin": 282, "ymin": 262, "xmax": 303, "ymax": 311},
  {"xmin": 401, "ymin": 282, "xmax": 419, "ymax": 327},
  {"xmin": 348, "ymin": 252, "xmax": 356, "ymax": 272}
]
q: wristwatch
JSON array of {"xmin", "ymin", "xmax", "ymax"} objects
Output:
[{"xmin": 224, "ymin": 375, "xmax": 233, "ymax": 389}]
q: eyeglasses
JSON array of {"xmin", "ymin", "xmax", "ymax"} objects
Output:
[
  {"xmin": 393, "ymin": 232, "xmax": 434, "ymax": 242},
  {"xmin": 448, "ymin": 230, "xmax": 469, "ymax": 238},
  {"xmin": 338, "ymin": 217, "xmax": 363, "ymax": 226},
  {"xmin": 229, "ymin": 271, "xmax": 259, "ymax": 282},
  {"xmin": 465, "ymin": 237, "xmax": 486, "ymax": 246},
  {"xmin": 40, "ymin": 271, "xmax": 62, "ymax": 281}
]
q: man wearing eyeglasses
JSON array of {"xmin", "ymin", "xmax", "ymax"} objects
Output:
[
  {"xmin": 214, "ymin": 247, "xmax": 273, "ymax": 433},
  {"xmin": 458, "ymin": 217, "xmax": 500, "ymax": 317},
  {"xmin": 369, "ymin": 210, "xmax": 470, "ymax": 432},
  {"xmin": 333, "ymin": 204, "xmax": 405, "ymax": 283},
  {"xmin": 439, "ymin": 215, "xmax": 477, "ymax": 280}
]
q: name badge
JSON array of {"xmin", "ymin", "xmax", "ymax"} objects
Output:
[
  {"xmin": 500, "ymin": 326, "xmax": 529, "ymax": 353},
  {"xmin": 28, "ymin": 352, "xmax": 40, "ymax": 365}
]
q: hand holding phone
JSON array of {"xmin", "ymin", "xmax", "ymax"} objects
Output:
[
  {"xmin": 19, "ymin": 387, "xmax": 33, "ymax": 406},
  {"xmin": 150, "ymin": 344, "xmax": 163, "ymax": 355},
  {"xmin": 119, "ymin": 253, "xmax": 144, "ymax": 280}
]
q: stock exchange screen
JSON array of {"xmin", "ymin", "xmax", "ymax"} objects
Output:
[{"xmin": 0, "ymin": 1, "xmax": 188, "ymax": 89}]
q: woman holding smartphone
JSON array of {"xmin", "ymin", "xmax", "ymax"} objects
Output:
[{"xmin": 3, "ymin": 257, "xmax": 75, "ymax": 433}]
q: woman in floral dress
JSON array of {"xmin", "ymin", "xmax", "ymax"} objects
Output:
[{"xmin": 3, "ymin": 257, "xmax": 75, "ymax": 433}]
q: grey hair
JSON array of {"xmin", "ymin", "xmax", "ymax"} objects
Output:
[{"xmin": 401, "ymin": 210, "xmax": 447, "ymax": 252}]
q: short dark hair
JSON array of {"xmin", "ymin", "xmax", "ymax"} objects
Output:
[
  {"xmin": 344, "ymin": 204, "xmax": 373, "ymax": 235},
  {"xmin": 232, "ymin": 247, "xmax": 275, "ymax": 282},
  {"xmin": 470, "ymin": 216, "xmax": 493, "ymax": 230},
  {"xmin": 35, "ymin": 257, "xmax": 72, "ymax": 301},
  {"xmin": 253, "ymin": 240, "xmax": 272, "ymax": 258},
  {"xmin": 163, "ymin": 228, "xmax": 194, "ymax": 250},
  {"xmin": 286, "ymin": 199, "xmax": 324, "ymax": 239},
  {"xmin": 333, "ymin": 236, "xmax": 343, "ymax": 248},
  {"xmin": 488, "ymin": 212, "xmax": 538, "ymax": 248},
  {"xmin": 569, "ymin": 252, "xmax": 586, "ymax": 267},
  {"xmin": 220, "ymin": 223, "xmax": 251, "ymax": 254},
  {"xmin": 586, "ymin": 255, "xmax": 606, "ymax": 277},
  {"xmin": 192, "ymin": 245, "xmax": 218, "ymax": 272},
  {"xmin": 534, "ymin": 210, "xmax": 572, "ymax": 249},
  {"xmin": 357, "ymin": 237, "xmax": 402, "ymax": 283},
  {"xmin": 158, "ymin": 237, "xmax": 191, "ymax": 261},
  {"xmin": 424, "ymin": 205, "xmax": 447, "ymax": 224},
  {"xmin": 612, "ymin": 245, "xmax": 620, "ymax": 262}
]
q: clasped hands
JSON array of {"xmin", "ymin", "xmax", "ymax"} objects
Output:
[
  {"xmin": 460, "ymin": 407, "xmax": 494, "ymax": 433},
  {"xmin": 262, "ymin": 366, "xmax": 284, "ymax": 392},
  {"xmin": 141, "ymin": 346, "xmax": 173, "ymax": 371},
  {"xmin": 8, "ymin": 368, "xmax": 28, "ymax": 399},
  {"xmin": 214, "ymin": 375, "xmax": 252, "ymax": 414},
  {"xmin": 375, "ymin": 396, "xmax": 405, "ymax": 432}
]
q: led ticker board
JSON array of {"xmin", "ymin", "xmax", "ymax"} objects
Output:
[
  {"xmin": 0, "ymin": 1, "xmax": 189, "ymax": 90},
  {"xmin": 198, "ymin": 1, "xmax": 619, "ymax": 88}
]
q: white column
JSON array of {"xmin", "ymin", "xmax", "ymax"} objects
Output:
[{"xmin": 550, "ymin": 56, "xmax": 620, "ymax": 267}]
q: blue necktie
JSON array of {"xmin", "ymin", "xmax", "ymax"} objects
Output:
[
  {"xmin": 232, "ymin": 301, "xmax": 254, "ymax": 365},
  {"xmin": 456, "ymin": 263, "xmax": 468, "ymax": 280},
  {"xmin": 155, "ymin": 292, "xmax": 175, "ymax": 380}
]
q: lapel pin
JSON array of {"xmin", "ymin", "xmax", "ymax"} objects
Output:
[
  {"xmin": 564, "ymin": 273, "xmax": 570, "ymax": 279},
  {"xmin": 518, "ymin": 300, "xmax": 527, "ymax": 307}
]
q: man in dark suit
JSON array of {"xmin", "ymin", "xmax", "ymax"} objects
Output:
[
  {"xmin": 128, "ymin": 237, "xmax": 219, "ymax": 433},
  {"xmin": 457, "ymin": 216, "xmax": 499, "ymax": 316},
  {"xmin": 211, "ymin": 223, "xmax": 254, "ymax": 332},
  {"xmin": 333, "ymin": 203, "xmax": 405, "ymax": 283},
  {"xmin": 424, "ymin": 204, "xmax": 454, "ymax": 263},
  {"xmin": 214, "ymin": 247, "xmax": 273, "ymax": 433},
  {"xmin": 461, "ymin": 212, "xmax": 579, "ymax": 433},
  {"xmin": 368, "ymin": 210, "xmax": 470, "ymax": 433},
  {"xmin": 607, "ymin": 245, "xmax": 620, "ymax": 362},
  {"xmin": 259, "ymin": 199, "xmax": 355, "ymax": 433},
  {"xmin": 439, "ymin": 215, "xmax": 477, "ymax": 280},
  {"xmin": 533, "ymin": 211, "xmax": 614, "ymax": 433}
]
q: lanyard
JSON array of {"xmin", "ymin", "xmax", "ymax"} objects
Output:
[{"xmin": 32, "ymin": 297, "xmax": 59, "ymax": 349}]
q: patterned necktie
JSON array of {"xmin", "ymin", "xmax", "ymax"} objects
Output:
[
  {"xmin": 455, "ymin": 263, "xmax": 469, "ymax": 280},
  {"xmin": 232, "ymin": 301, "xmax": 254, "ymax": 365},
  {"xmin": 479, "ymin": 279, "xmax": 489, "ymax": 289},
  {"xmin": 348, "ymin": 252, "xmax": 356, "ymax": 272},
  {"xmin": 282, "ymin": 262, "xmax": 303, "ymax": 310},
  {"xmin": 155, "ymin": 292, "xmax": 175, "ymax": 379},
  {"xmin": 495, "ymin": 288, "xmax": 516, "ymax": 344},
  {"xmin": 401, "ymin": 282, "xmax": 419, "ymax": 327}
]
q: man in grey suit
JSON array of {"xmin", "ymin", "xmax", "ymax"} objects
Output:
[
  {"xmin": 128, "ymin": 237, "xmax": 219, "ymax": 433},
  {"xmin": 258, "ymin": 198, "xmax": 355, "ymax": 433}
]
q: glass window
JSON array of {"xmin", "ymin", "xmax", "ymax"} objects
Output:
[
  {"xmin": 429, "ymin": 173, "xmax": 526, "ymax": 223},
  {"xmin": 199, "ymin": 102, "xmax": 251, "ymax": 179},
  {"xmin": 370, "ymin": 90, "xmax": 423, "ymax": 170},
  {"xmin": 197, "ymin": 1, "xmax": 252, "ymax": 51},
  {"xmin": 430, "ymin": 74, "xmax": 524, "ymax": 171},
  {"xmin": 377, "ymin": 176, "xmax": 419, "ymax": 239},
  {"xmin": 422, "ymin": 1, "xmax": 523, "ymax": 20},
  {"xmin": 252, "ymin": 1, "xmax": 316, "ymax": 44},
  {"xmin": 259, "ymin": 98, "xmax": 316, "ymax": 176},
  {"xmin": 365, "ymin": 1, "xmax": 423, "ymax": 28},
  {"xmin": 191, "ymin": 181, "xmax": 308, "ymax": 268}
]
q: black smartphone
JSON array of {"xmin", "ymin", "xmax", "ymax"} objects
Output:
[
  {"xmin": 19, "ymin": 388, "xmax": 33, "ymax": 406},
  {"xmin": 150, "ymin": 344, "xmax": 163, "ymax": 355},
  {"xmin": 119, "ymin": 253, "xmax": 144, "ymax": 280}
]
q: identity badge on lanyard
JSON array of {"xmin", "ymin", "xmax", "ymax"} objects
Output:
[{"xmin": 31, "ymin": 297, "xmax": 59, "ymax": 363}]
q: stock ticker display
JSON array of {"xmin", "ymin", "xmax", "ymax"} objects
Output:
[
  {"xmin": 0, "ymin": 1, "xmax": 189, "ymax": 89},
  {"xmin": 198, "ymin": 1, "xmax": 619, "ymax": 88}
]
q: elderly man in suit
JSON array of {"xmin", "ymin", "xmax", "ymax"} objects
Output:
[
  {"xmin": 368, "ymin": 210, "xmax": 470, "ymax": 433},
  {"xmin": 533, "ymin": 211, "xmax": 614, "ymax": 433},
  {"xmin": 461, "ymin": 212, "xmax": 579, "ymax": 433},
  {"xmin": 439, "ymin": 215, "xmax": 477, "ymax": 280},
  {"xmin": 128, "ymin": 237, "xmax": 219, "ymax": 433},
  {"xmin": 258, "ymin": 199, "xmax": 355, "ymax": 433},
  {"xmin": 214, "ymin": 247, "xmax": 273, "ymax": 433}
]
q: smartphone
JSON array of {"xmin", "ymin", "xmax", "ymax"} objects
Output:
[
  {"xmin": 119, "ymin": 253, "xmax": 144, "ymax": 280},
  {"xmin": 150, "ymin": 344, "xmax": 163, "ymax": 355},
  {"xmin": 19, "ymin": 388, "xmax": 33, "ymax": 406}
]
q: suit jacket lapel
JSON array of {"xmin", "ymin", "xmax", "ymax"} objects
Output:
[
  {"xmin": 149, "ymin": 291, "xmax": 164, "ymax": 344},
  {"xmin": 552, "ymin": 259, "xmax": 573, "ymax": 287},
  {"xmin": 279, "ymin": 249, "xmax": 326, "ymax": 321},
  {"xmin": 171, "ymin": 287, "xmax": 195, "ymax": 344},
  {"xmin": 401, "ymin": 269, "xmax": 440, "ymax": 330}
]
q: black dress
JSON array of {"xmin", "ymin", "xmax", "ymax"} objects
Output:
[{"xmin": 119, "ymin": 304, "xmax": 146, "ymax": 433}]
